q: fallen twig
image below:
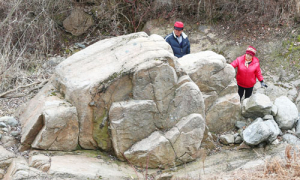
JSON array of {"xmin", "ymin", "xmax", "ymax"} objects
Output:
[{"xmin": 0, "ymin": 80, "xmax": 48, "ymax": 98}]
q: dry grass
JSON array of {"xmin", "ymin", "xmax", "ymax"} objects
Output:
[
  {"xmin": 0, "ymin": 0, "xmax": 71, "ymax": 99},
  {"xmin": 0, "ymin": 0, "xmax": 298, "ymax": 95},
  {"xmin": 198, "ymin": 145, "xmax": 300, "ymax": 180}
]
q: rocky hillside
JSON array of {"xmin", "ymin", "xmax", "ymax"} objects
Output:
[
  {"xmin": 1, "ymin": 0, "xmax": 300, "ymax": 179},
  {"xmin": 1, "ymin": 30, "xmax": 300, "ymax": 180}
]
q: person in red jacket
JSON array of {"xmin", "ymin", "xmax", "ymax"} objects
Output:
[{"xmin": 231, "ymin": 46, "xmax": 267, "ymax": 100}]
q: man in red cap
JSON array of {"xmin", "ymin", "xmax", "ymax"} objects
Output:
[
  {"xmin": 231, "ymin": 45, "xmax": 268, "ymax": 101},
  {"xmin": 165, "ymin": 21, "xmax": 190, "ymax": 58}
]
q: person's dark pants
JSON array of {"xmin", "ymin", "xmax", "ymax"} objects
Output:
[{"xmin": 238, "ymin": 85, "xmax": 253, "ymax": 101}]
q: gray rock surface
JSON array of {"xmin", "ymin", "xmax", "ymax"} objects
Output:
[
  {"xmin": 274, "ymin": 96, "xmax": 298, "ymax": 129},
  {"xmin": 4, "ymin": 157, "xmax": 48, "ymax": 180},
  {"xmin": 295, "ymin": 120, "xmax": 300, "ymax": 138},
  {"xmin": 63, "ymin": 9, "xmax": 94, "ymax": 36},
  {"xmin": 31, "ymin": 98, "xmax": 79, "ymax": 151},
  {"xmin": 243, "ymin": 118, "xmax": 272, "ymax": 145},
  {"xmin": 0, "ymin": 122, "xmax": 6, "ymax": 128},
  {"xmin": 220, "ymin": 134, "xmax": 235, "ymax": 145},
  {"xmin": 109, "ymin": 100, "xmax": 158, "ymax": 160},
  {"xmin": 178, "ymin": 51, "xmax": 240, "ymax": 133},
  {"xmin": 0, "ymin": 146, "xmax": 15, "ymax": 168},
  {"xmin": 242, "ymin": 93, "xmax": 273, "ymax": 118},
  {"xmin": 282, "ymin": 134, "xmax": 300, "ymax": 145},
  {"xmin": 124, "ymin": 113, "xmax": 206, "ymax": 168},
  {"xmin": 264, "ymin": 120, "xmax": 281, "ymax": 143},
  {"xmin": 235, "ymin": 121, "xmax": 247, "ymax": 129},
  {"xmin": 28, "ymin": 154, "xmax": 50, "ymax": 172},
  {"xmin": 48, "ymin": 155, "xmax": 139, "ymax": 180}
]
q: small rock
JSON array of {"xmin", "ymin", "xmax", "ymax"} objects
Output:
[
  {"xmin": 219, "ymin": 134, "xmax": 235, "ymax": 145},
  {"xmin": 271, "ymin": 139, "xmax": 280, "ymax": 145},
  {"xmin": 234, "ymin": 136, "xmax": 243, "ymax": 144},
  {"xmin": 0, "ymin": 122, "xmax": 6, "ymax": 128},
  {"xmin": 7, "ymin": 118, "xmax": 18, "ymax": 127},
  {"xmin": 10, "ymin": 131, "xmax": 20, "ymax": 137},
  {"xmin": 287, "ymin": 130, "xmax": 295, "ymax": 135},
  {"xmin": 263, "ymin": 115, "xmax": 274, "ymax": 121},
  {"xmin": 75, "ymin": 43, "xmax": 86, "ymax": 49},
  {"xmin": 43, "ymin": 56, "xmax": 65, "ymax": 68},
  {"xmin": 2, "ymin": 128, "xmax": 8, "ymax": 132},
  {"xmin": 0, "ymin": 116, "xmax": 11, "ymax": 122},
  {"xmin": 235, "ymin": 121, "xmax": 247, "ymax": 129}
]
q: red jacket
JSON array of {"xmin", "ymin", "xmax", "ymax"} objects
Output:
[{"xmin": 230, "ymin": 54, "xmax": 264, "ymax": 88}]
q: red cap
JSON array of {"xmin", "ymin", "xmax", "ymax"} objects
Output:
[
  {"xmin": 174, "ymin": 21, "xmax": 184, "ymax": 30},
  {"xmin": 246, "ymin": 46, "xmax": 257, "ymax": 56}
]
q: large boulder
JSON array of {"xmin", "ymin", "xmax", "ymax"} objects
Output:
[
  {"xmin": 31, "ymin": 98, "xmax": 79, "ymax": 151},
  {"xmin": 17, "ymin": 32, "xmax": 238, "ymax": 167},
  {"xmin": 109, "ymin": 100, "xmax": 158, "ymax": 160},
  {"xmin": 178, "ymin": 51, "xmax": 234, "ymax": 94},
  {"xmin": 242, "ymin": 118, "xmax": 271, "ymax": 146},
  {"xmin": 242, "ymin": 93, "xmax": 273, "ymax": 119},
  {"xmin": 274, "ymin": 96, "xmax": 298, "ymax": 130},
  {"xmin": 18, "ymin": 32, "xmax": 176, "ymax": 151},
  {"xmin": 243, "ymin": 118, "xmax": 281, "ymax": 146},
  {"xmin": 205, "ymin": 93, "xmax": 240, "ymax": 132},
  {"xmin": 178, "ymin": 51, "xmax": 240, "ymax": 133},
  {"xmin": 17, "ymin": 84, "xmax": 79, "ymax": 151},
  {"xmin": 53, "ymin": 32, "xmax": 175, "ymax": 150},
  {"xmin": 124, "ymin": 114, "xmax": 206, "ymax": 168}
]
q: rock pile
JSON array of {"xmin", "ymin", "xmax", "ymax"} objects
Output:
[{"xmin": 219, "ymin": 93, "xmax": 300, "ymax": 148}]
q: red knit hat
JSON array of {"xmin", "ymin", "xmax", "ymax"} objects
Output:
[
  {"xmin": 174, "ymin": 21, "xmax": 184, "ymax": 30},
  {"xmin": 246, "ymin": 46, "xmax": 257, "ymax": 56}
]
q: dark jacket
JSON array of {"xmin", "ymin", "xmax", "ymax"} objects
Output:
[{"xmin": 165, "ymin": 31, "xmax": 190, "ymax": 58}]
